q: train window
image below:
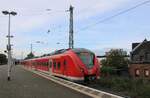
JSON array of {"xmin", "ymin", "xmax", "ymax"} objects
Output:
[
  {"xmin": 43, "ymin": 62, "xmax": 46, "ymax": 66},
  {"xmin": 49, "ymin": 61, "xmax": 52, "ymax": 68},
  {"xmin": 44, "ymin": 62, "xmax": 46, "ymax": 66},
  {"xmin": 53, "ymin": 62, "xmax": 56, "ymax": 69},
  {"xmin": 57, "ymin": 62, "xmax": 61, "ymax": 69},
  {"xmin": 64, "ymin": 60, "xmax": 66, "ymax": 65},
  {"xmin": 46, "ymin": 62, "xmax": 48, "ymax": 66}
]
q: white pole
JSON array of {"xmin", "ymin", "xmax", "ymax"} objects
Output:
[
  {"xmin": 2, "ymin": 11, "xmax": 17, "ymax": 81},
  {"xmin": 7, "ymin": 14, "xmax": 11, "ymax": 81}
]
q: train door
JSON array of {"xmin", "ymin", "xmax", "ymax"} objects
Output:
[
  {"xmin": 52, "ymin": 57, "xmax": 63, "ymax": 74},
  {"xmin": 55, "ymin": 59, "xmax": 61, "ymax": 74},
  {"xmin": 63, "ymin": 56, "xmax": 68, "ymax": 77},
  {"xmin": 58, "ymin": 58, "xmax": 63, "ymax": 74},
  {"xmin": 52, "ymin": 58, "xmax": 59, "ymax": 74},
  {"xmin": 59, "ymin": 57, "xmax": 66, "ymax": 75},
  {"xmin": 49, "ymin": 58, "xmax": 53, "ymax": 74},
  {"xmin": 52, "ymin": 59, "xmax": 57, "ymax": 73}
]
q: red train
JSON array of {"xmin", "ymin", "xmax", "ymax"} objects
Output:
[{"xmin": 21, "ymin": 48, "xmax": 100, "ymax": 82}]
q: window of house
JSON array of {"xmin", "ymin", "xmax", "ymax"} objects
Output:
[
  {"xmin": 145, "ymin": 52, "xmax": 150, "ymax": 62},
  {"xmin": 135, "ymin": 69, "xmax": 140, "ymax": 77},
  {"xmin": 140, "ymin": 56, "xmax": 144, "ymax": 61},
  {"xmin": 145, "ymin": 52, "xmax": 148, "ymax": 60},
  {"xmin": 144, "ymin": 69, "xmax": 149, "ymax": 77}
]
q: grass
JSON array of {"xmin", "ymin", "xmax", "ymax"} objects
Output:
[{"xmin": 95, "ymin": 76, "xmax": 150, "ymax": 98}]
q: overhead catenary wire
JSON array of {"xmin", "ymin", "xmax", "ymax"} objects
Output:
[
  {"xmin": 0, "ymin": 9, "xmax": 66, "ymax": 17},
  {"xmin": 76, "ymin": 0, "xmax": 150, "ymax": 33},
  {"xmin": 0, "ymin": 0, "xmax": 149, "ymax": 31}
]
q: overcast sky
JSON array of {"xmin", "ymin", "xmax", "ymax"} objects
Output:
[{"xmin": 0, "ymin": 0, "xmax": 150, "ymax": 58}]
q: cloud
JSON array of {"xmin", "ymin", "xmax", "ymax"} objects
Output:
[{"xmin": 0, "ymin": 0, "xmax": 134, "ymax": 58}]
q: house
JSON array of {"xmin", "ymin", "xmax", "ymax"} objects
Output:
[{"xmin": 129, "ymin": 39, "xmax": 150, "ymax": 78}]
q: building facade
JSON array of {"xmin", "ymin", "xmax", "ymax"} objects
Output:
[{"xmin": 129, "ymin": 39, "xmax": 150, "ymax": 78}]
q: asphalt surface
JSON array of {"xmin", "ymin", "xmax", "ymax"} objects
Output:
[{"xmin": 0, "ymin": 65, "xmax": 91, "ymax": 98}]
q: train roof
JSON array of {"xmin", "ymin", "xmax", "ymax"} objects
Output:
[
  {"xmin": 40, "ymin": 48, "xmax": 93, "ymax": 57},
  {"xmin": 72, "ymin": 48, "xmax": 93, "ymax": 53},
  {"xmin": 23, "ymin": 48, "xmax": 93, "ymax": 61}
]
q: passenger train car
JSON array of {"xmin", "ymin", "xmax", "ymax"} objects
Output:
[{"xmin": 21, "ymin": 48, "xmax": 100, "ymax": 82}]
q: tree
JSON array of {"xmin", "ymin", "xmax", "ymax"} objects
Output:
[
  {"xmin": 25, "ymin": 52, "xmax": 35, "ymax": 59},
  {"xmin": 101, "ymin": 49, "xmax": 129, "ymax": 76},
  {"xmin": 0, "ymin": 54, "xmax": 7, "ymax": 65},
  {"xmin": 102, "ymin": 49, "xmax": 128, "ymax": 68},
  {"xmin": 104, "ymin": 49, "xmax": 129, "ymax": 69}
]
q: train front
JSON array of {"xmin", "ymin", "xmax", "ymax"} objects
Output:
[{"xmin": 72, "ymin": 48, "xmax": 100, "ymax": 82}]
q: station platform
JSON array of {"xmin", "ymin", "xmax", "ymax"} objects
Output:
[{"xmin": 0, "ymin": 65, "xmax": 91, "ymax": 98}]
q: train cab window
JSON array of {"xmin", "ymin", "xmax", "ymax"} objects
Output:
[
  {"xmin": 76, "ymin": 52, "xmax": 94, "ymax": 68},
  {"xmin": 57, "ymin": 62, "xmax": 61, "ymax": 69}
]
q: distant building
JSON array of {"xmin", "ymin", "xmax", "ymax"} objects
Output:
[{"xmin": 129, "ymin": 39, "xmax": 150, "ymax": 78}]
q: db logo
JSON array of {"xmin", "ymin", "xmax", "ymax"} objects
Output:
[{"xmin": 88, "ymin": 70, "xmax": 92, "ymax": 74}]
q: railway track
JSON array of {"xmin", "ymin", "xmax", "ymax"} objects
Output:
[{"xmin": 22, "ymin": 66, "xmax": 124, "ymax": 98}]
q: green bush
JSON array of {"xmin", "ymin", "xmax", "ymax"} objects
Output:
[
  {"xmin": 0, "ymin": 54, "xmax": 7, "ymax": 65},
  {"xmin": 101, "ymin": 66, "xmax": 116, "ymax": 76}
]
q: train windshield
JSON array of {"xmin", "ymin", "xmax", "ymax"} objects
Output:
[{"xmin": 76, "ymin": 52, "xmax": 94, "ymax": 68}]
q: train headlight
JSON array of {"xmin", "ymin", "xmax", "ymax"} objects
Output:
[{"xmin": 80, "ymin": 68, "xmax": 84, "ymax": 73}]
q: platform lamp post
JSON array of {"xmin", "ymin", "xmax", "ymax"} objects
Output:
[{"xmin": 2, "ymin": 10, "xmax": 17, "ymax": 81}]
